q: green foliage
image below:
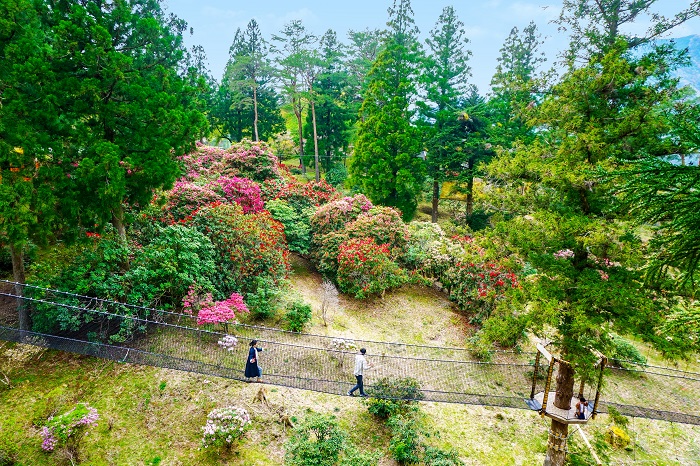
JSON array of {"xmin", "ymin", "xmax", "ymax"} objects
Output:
[
  {"xmin": 246, "ymin": 276, "xmax": 281, "ymax": 320},
  {"xmin": 364, "ymin": 377, "xmax": 423, "ymax": 419},
  {"xmin": 325, "ymin": 164, "xmax": 348, "ymax": 187},
  {"xmin": 0, "ymin": 428, "xmax": 18, "ymax": 466},
  {"xmin": 284, "ymin": 302, "xmax": 312, "ymax": 332},
  {"xmin": 387, "ymin": 413, "xmax": 423, "ymax": 465},
  {"xmin": 349, "ymin": 0, "xmax": 425, "ymax": 221},
  {"xmin": 422, "ymin": 445, "xmax": 465, "ymax": 466},
  {"xmin": 608, "ymin": 335, "xmax": 647, "ymax": 366},
  {"xmin": 339, "ymin": 446, "xmax": 381, "ymax": 466},
  {"xmin": 284, "ymin": 413, "xmax": 346, "ymax": 466},
  {"xmin": 265, "ymin": 199, "xmax": 312, "ymax": 255},
  {"xmin": 606, "ymin": 406, "xmax": 629, "ymax": 428}
]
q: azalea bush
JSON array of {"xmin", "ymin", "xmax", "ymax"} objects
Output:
[
  {"xmin": 309, "ymin": 194, "xmax": 373, "ymax": 238},
  {"xmin": 179, "ymin": 141, "xmax": 281, "ymax": 183},
  {"xmin": 284, "ymin": 301, "xmax": 312, "ymax": 332},
  {"xmin": 336, "ymin": 238, "xmax": 407, "ymax": 299},
  {"xmin": 442, "ymin": 260, "xmax": 519, "ymax": 323},
  {"xmin": 182, "ymin": 285, "xmax": 249, "ymax": 330},
  {"xmin": 160, "ymin": 180, "xmax": 224, "ymax": 223},
  {"xmin": 212, "ymin": 176, "xmax": 264, "ymax": 214},
  {"xmin": 41, "ymin": 403, "xmax": 99, "ymax": 454},
  {"xmin": 188, "ymin": 203, "xmax": 289, "ymax": 295},
  {"xmin": 346, "ymin": 206, "xmax": 409, "ymax": 256},
  {"xmin": 363, "ymin": 377, "xmax": 423, "ymax": 419},
  {"xmin": 201, "ymin": 406, "xmax": 251, "ymax": 449}
]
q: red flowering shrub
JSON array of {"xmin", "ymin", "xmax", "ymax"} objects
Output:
[
  {"xmin": 275, "ymin": 179, "xmax": 339, "ymax": 210},
  {"xmin": 188, "ymin": 203, "xmax": 289, "ymax": 294},
  {"xmin": 212, "ymin": 176, "xmax": 264, "ymax": 214},
  {"xmin": 336, "ymin": 238, "xmax": 407, "ymax": 299},
  {"xmin": 161, "ymin": 180, "xmax": 224, "ymax": 222},
  {"xmin": 441, "ymin": 261, "xmax": 519, "ymax": 323}
]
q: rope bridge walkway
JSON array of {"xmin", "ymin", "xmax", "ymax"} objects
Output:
[{"xmin": 1, "ymin": 281, "xmax": 699, "ymax": 426}]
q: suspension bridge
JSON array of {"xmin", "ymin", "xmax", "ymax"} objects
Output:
[{"xmin": 1, "ymin": 280, "xmax": 699, "ymax": 426}]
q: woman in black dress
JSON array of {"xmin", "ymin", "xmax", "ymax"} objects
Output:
[{"xmin": 245, "ymin": 340, "xmax": 264, "ymax": 382}]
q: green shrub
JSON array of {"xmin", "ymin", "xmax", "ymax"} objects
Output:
[
  {"xmin": 364, "ymin": 377, "xmax": 423, "ymax": 419},
  {"xmin": 246, "ymin": 276, "xmax": 281, "ymax": 320},
  {"xmin": 285, "ymin": 302, "xmax": 312, "ymax": 332},
  {"xmin": 325, "ymin": 164, "xmax": 347, "ymax": 187},
  {"xmin": 422, "ymin": 445, "xmax": 465, "ymax": 466},
  {"xmin": 339, "ymin": 446, "xmax": 381, "ymax": 466},
  {"xmin": 0, "ymin": 430, "xmax": 18, "ymax": 466},
  {"xmin": 609, "ymin": 335, "xmax": 647, "ymax": 367},
  {"xmin": 265, "ymin": 199, "xmax": 312, "ymax": 255},
  {"xmin": 606, "ymin": 406, "xmax": 629, "ymax": 428},
  {"xmin": 388, "ymin": 414, "xmax": 423, "ymax": 465},
  {"xmin": 284, "ymin": 413, "xmax": 346, "ymax": 466}
]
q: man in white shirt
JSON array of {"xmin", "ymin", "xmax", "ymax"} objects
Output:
[{"xmin": 347, "ymin": 348, "xmax": 373, "ymax": 397}]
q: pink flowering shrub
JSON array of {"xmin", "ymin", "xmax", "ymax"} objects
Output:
[
  {"xmin": 182, "ymin": 285, "xmax": 249, "ymax": 329},
  {"xmin": 201, "ymin": 406, "xmax": 251, "ymax": 449},
  {"xmin": 336, "ymin": 237, "xmax": 407, "ymax": 299},
  {"xmin": 160, "ymin": 180, "xmax": 224, "ymax": 222},
  {"xmin": 310, "ymin": 194, "xmax": 373, "ymax": 237},
  {"xmin": 179, "ymin": 141, "xmax": 282, "ymax": 183},
  {"xmin": 212, "ymin": 176, "xmax": 264, "ymax": 213},
  {"xmin": 275, "ymin": 179, "xmax": 339, "ymax": 210},
  {"xmin": 346, "ymin": 207, "xmax": 409, "ymax": 256},
  {"xmin": 41, "ymin": 403, "xmax": 99, "ymax": 453}
]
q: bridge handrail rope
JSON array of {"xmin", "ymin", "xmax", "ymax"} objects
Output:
[{"xmin": 1, "ymin": 283, "xmax": 699, "ymax": 425}]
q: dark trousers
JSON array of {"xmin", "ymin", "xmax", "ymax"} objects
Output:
[{"xmin": 349, "ymin": 375, "xmax": 365, "ymax": 395}]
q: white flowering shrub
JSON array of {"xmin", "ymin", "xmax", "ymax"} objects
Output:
[
  {"xmin": 217, "ymin": 335, "xmax": 239, "ymax": 351},
  {"xmin": 201, "ymin": 406, "xmax": 251, "ymax": 449}
]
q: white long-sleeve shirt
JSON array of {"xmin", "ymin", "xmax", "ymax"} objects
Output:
[{"xmin": 354, "ymin": 354, "xmax": 370, "ymax": 376}]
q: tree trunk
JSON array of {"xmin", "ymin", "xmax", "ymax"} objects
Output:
[
  {"xmin": 111, "ymin": 206, "xmax": 127, "ymax": 241},
  {"xmin": 9, "ymin": 244, "xmax": 29, "ymax": 331},
  {"xmin": 311, "ymin": 99, "xmax": 320, "ymax": 183},
  {"xmin": 544, "ymin": 362, "xmax": 575, "ymax": 466},
  {"xmin": 294, "ymin": 97, "xmax": 305, "ymax": 174},
  {"xmin": 253, "ymin": 84, "xmax": 259, "ymax": 142},
  {"xmin": 431, "ymin": 180, "xmax": 439, "ymax": 223}
]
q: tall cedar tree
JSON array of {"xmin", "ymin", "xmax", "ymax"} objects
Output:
[
  {"xmin": 346, "ymin": 28, "xmax": 383, "ymax": 123},
  {"xmin": 272, "ymin": 21, "xmax": 315, "ymax": 174},
  {"xmin": 488, "ymin": 22, "xmax": 546, "ymax": 147},
  {"xmin": 420, "ymin": 6, "xmax": 473, "ymax": 222},
  {"xmin": 45, "ymin": 0, "xmax": 207, "ymax": 240},
  {"xmin": 487, "ymin": 43, "xmax": 689, "ymax": 466},
  {"xmin": 224, "ymin": 20, "xmax": 276, "ymax": 142},
  {"xmin": 303, "ymin": 30, "xmax": 354, "ymax": 173},
  {"xmin": 350, "ymin": 0, "xmax": 425, "ymax": 221},
  {"xmin": 0, "ymin": 0, "xmax": 62, "ymax": 329}
]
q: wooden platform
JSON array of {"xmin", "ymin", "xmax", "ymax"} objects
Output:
[{"xmin": 529, "ymin": 392, "xmax": 593, "ymax": 425}]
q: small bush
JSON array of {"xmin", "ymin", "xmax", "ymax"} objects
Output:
[
  {"xmin": 325, "ymin": 164, "xmax": 348, "ymax": 187},
  {"xmin": 284, "ymin": 413, "xmax": 346, "ymax": 466},
  {"xmin": 388, "ymin": 414, "xmax": 423, "ymax": 465},
  {"xmin": 201, "ymin": 406, "xmax": 251, "ymax": 449},
  {"xmin": 41, "ymin": 403, "xmax": 99, "ymax": 455},
  {"xmin": 246, "ymin": 276, "xmax": 281, "ymax": 320},
  {"xmin": 339, "ymin": 446, "xmax": 381, "ymax": 466},
  {"xmin": 265, "ymin": 199, "xmax": 312, "ymax": 255},
  {"xmin": 609, "ymin": 335, "xmax": 647, "ymax": 367},
  {"xmin": 606, "ymin": 406, "xmax": 629, "ymax": 428},
  {"xmin": 422, "ymin": 445, "xmax": 465, "ymax": 466},
  {"xmin": 364, "ymin": 377, "xmax": 423, "ymax": 419},
  {"xmin": 336, "ymin": 238, "xmax": 408, "ymax": 299},
  {"xmin": 285, "ymin": 302, "xmax": 312, "ymax": 332}
]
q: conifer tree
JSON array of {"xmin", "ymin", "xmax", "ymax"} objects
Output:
[
  {"xmin": 421, "ymin": 6, "xmax": 473, "ymax": 222},
  {"xmin": 350, "ymin": 0, "xmax": 425, "ymax": 220}
]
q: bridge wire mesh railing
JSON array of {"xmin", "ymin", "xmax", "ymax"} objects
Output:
[{"xmin": 0, "ymin": 281, "xmax": 698, "ymax": 425}]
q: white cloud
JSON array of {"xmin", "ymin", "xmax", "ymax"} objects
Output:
[{"xmin": 201, "ymin": 6, "xmax": 244, "ymax": 20}]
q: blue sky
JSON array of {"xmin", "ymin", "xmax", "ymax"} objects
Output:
[{"xmin": 163, "ymin": 0, "xmax": 700, "ymax": 94}]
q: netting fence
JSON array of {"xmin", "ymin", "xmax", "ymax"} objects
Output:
[{"xmin": 1, "ymin": 280, "xmax": 698, "ymax": 425}]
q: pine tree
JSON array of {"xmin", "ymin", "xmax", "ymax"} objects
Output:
[
  {"xmin": 225, "ymin": 20, "xmax": 275, "ymax": 142},
  {"xmin": 350, "ymin": 0, "xmax": 425, "ymax": 220},
  {"xmin": 272, "ymin": 20, "xmax": 316, "ymax": 174},
  {"xmin": 421, "ymin": 6, "xmax": 473, "ymax": 222}
]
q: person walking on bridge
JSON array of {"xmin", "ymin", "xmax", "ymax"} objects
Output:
[{"xmin": 347, "ymin": 348, "xmax": 373, "ymax": 397}]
